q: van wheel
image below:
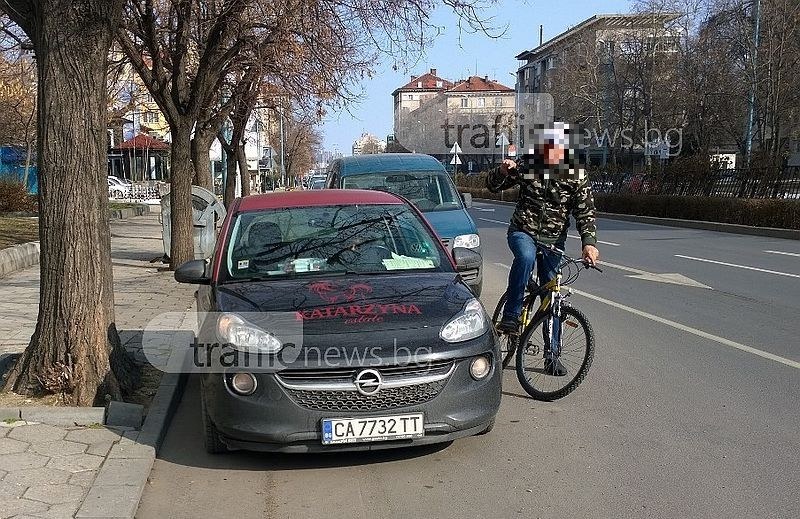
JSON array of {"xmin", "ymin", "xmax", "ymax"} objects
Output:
[{"xmin": 201, "ymin": 396, "xmax": 228, "ymax": 454}]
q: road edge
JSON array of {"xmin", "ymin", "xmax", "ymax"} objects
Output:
[{"xmin": 473, "ymin": 198, "xmax": 800, "ymax": 240}]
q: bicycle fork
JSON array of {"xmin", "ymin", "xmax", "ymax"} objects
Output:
[{"xmin": 544, "ymin": 291, "xmax": 565, "ymax": 359}]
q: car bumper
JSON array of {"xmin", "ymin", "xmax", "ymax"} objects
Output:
[{"xmin": 201, "ymin": 343, "xmax": 501, "ymax": 453}]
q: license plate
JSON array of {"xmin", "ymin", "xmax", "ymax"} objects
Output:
[{"xmin": 321, "ymin": 413, "xmax": 424, "ymax": 445}]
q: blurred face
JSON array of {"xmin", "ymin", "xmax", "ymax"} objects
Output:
[{"xmin": 542, "ymin": 141, "xmax": 566, "ymax": 166}]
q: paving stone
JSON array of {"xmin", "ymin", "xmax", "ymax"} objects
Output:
[
  {"xmin": 3, "ymin": 467, "xmax": 70, "ymax": 487},
  {"xmin": 64, "ymin": 429, "xmax": 122, "ymax": 446},
  {"xmin": 75, "ymin": 484, "xmax": 143, "ymax": 518},
  {"xmin": 33, "ymin": 500, "xmax": 81, "ymax": 519},
  {"xmin": 0, "ymin": 496, "xmax": 49, "ymax": 517},
  {"xmin": 0, "ymin": 428, "xmax": 7, "ymax": 438},
  {"xmin": 0, "ymin": 452, "xmax": 49, "ymax": 472},
  {"xmin": 8, "ymin": 425, "xmax": 66, "ymax": 443},
  {"xmin": 24, "ymin": 483, "xmax": 86, "ymax": 505},
  {"xmin": 94, "ymin": 458, "xmax": 152, "ymax": 487},
  {"xmin": 29, "ymin": 440, "xmax": 86, "ymax": 458},
  {"xmin": 84, "ymin": 441, "xmax": 113, "ymax": 457},
  {"xmin": 45, "ymin": 453, "xmax": 104, "ymax": 473},
  {"xmin": 0, "ymin": 480, "xmax": 27, "ymax": 498},
  {"xmin": 0, "ymin": 438, "xmax": 28, "ymax": 454},
  {"xmin": 67, "ymin": 470, "xmax": 97, "ymax": 488}
]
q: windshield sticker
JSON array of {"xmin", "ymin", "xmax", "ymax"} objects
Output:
[
  {"xmin": 382, "ymin": 253, "xmax": 435, "ymax": 271},
  {"xmin": 237, "ymin": 259, "xmax": 249, "ymax": 270}
]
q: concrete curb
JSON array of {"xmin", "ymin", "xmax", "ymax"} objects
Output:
[
  {"xmin": 75, "ymin": 368, "xmax": 189, "ymax": 518},
  {"xmin": 0, "ymin": 205, "xmax": 151, "ymax": 279},
  {"xmin": 472, "ymin": 198, "xmax": 800, "ymax": 239},
  {"xmin": 0, "ymin": 241, "xmax": 39, "ymax": 279},
  {"xmin": 0, "ymin": 406, "xmax": 105, "ymax": 426}
]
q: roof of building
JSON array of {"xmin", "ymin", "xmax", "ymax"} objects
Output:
[
  {"xmin": 516, "ymin": 12, "xmax": 681, "ymax": 61},
  {"xmin": 448, "ymin": 76, "xmax": 514, "ymax": 93},
  {"xmin": 117, "ymin": 133, "xmax": 169, "ymax": 150},
  {"xmin": 393, "ymin": 68, "xmax": 454, "ymax": 95},
  {"xmin": 236, "ymin": 189, "xmax": 404, "ymax": 212}
]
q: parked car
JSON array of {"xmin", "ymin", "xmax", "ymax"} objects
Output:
[
  {"xmin": 107, "ymin": 175, "xmax": 131, "ymax": 198},
  {"xmin": 308, "ymin": 175, "xmax": 327, "ymax": 190},
  {"xmin": 326, "ymin": 153, "xmax": 482, "ymax": 294},
  {"xmin": 175, "ymin": 189, "xmax": 501, "ymax": 453}
]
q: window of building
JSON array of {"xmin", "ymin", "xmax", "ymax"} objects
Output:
[
  {"xmin": 546, "ymin": 56, "xmax": 556, "ymax": 70},
  {"xmin": 436, "ymin": 80, "xmax": 443, "ymax": 88},
  {"xmin": 417, "ymin": 81, "xmax": 423, "ymax": 88},
  {"xmin": 476, "ymin": 97, "xmax": 485, "ymax": 108},
  {"xmin": 460, "ymin": 97, "xmax": 469, "ymax": 108},
  {"xmin": 142, "ymin": 111, "xmax": 159, "ymax": 124},
  {"xmin": 494, "ymin": 97, "xmax": 503, "ymax": 107}
]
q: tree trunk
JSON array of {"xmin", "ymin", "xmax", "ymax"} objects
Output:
[
  {"xmin": 191, "ymin": 134, "xmax": 215, "ymax": 190},
  {"xmin": 223, "ymin": 147, "xmax": 237, "ymax": 208},
  {"xmin": 3, "ymin": 0, "xmax": 137, "ymax": 405},
  {"xmin": 237, "ymin": 144, "xmax": 250, "ymax": 197},
  {"xmin": 169, "ymin": 124, "xmax": 196, "ymax": 269}
]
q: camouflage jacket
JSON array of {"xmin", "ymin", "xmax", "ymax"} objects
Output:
[{"xmin": 485, "ymin": 167, "xmax": 597, "ymax": 247}]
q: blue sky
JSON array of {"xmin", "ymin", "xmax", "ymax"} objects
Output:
[{"xmin": 320, "ymin": 0, "xmax": 632, "ymax": 154}]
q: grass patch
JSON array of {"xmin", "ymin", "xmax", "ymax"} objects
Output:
[
  {"xmin": 0, "ymin": 217, "xmax": 39, "ymax": 249},
  {"xmin": 108, "ymin": 202, "xmax": 142, "ymax": 210}
]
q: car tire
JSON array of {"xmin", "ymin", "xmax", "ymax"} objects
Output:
[
  {"xmin": 201, "ymin": 395, "xmax": 228, "ymax": 454},
  {"xmin": 476, "ymin": 419, "xmax": 494, "ymax": 436}
]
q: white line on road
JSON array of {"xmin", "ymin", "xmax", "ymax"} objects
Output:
[
  {"xmin": 477, "ymin": 219, "xmax": 620, "ymax": 247},
  {"xmin": 675, "ymin": 255, "xmax": 800, "ymax": 279},
  {"xmin": 494, "ymin": 262, "xmax": 799, "ymax": 370},
  {"xmin": 764, "ymin": 250, "xmax": 800, "ymax": 258}
]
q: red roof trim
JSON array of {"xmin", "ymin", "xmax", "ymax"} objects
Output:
[
  {"xmin": 236, "ymin": 189, "xmax": 404, "ymax": 212},
  {"xmin": 117, "ymin": 133, "xmax": 170, "ymax": 150},
  {"xmin": 447, "ymin": 76, "xmax": 514, "ymax": 93}
]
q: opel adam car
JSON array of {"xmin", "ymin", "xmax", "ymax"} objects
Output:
[{"xmin": 175, "ymin": 189, "xmax": 501, "ymax": 453}]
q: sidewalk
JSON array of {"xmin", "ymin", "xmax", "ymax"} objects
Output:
[{"xmin": 0, "ymin": 214, "xmax": 195, "ymax": 518}]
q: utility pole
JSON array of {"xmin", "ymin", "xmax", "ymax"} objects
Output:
[
  {"xmin": 279, "ymin": 103, "xmax": 287, "ymax": 188},
  {"xmin": 744, "ymin": 0, "xmax": 762, "ymax": 166}
]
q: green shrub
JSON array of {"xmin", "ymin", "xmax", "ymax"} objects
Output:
[{"xmin": 0, "ymin": 180, "xmax": 37, "ymax": 214}]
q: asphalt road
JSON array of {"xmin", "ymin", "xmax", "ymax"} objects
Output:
[{"xmin": 137, "ymin": 200, "xmax": 800, "ymax": 519}]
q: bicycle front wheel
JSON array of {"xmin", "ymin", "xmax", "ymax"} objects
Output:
[
  {"xmin": 515, "ymin": 306, "xmax": 594, "ymax": 401},
  {"xmin": 491, "ymin": 291, "xmax": 517, "ymax": 368}
]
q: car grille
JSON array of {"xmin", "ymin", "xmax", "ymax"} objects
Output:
[
  {"xmin": 441, "ymin": 238, "xmax": 451, "ymax": 249},
  {"xmin": 276, "ymin": 360, "xmax": 455, "ymax": 412},
  {"xmin": 285, "ymin": 380, "xmax": 447, "ymax": 412},
  {"xmin": 460, "ymin": 268, "xmax": 480, "ymax": 281}
]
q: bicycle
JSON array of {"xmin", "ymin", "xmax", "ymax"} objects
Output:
[{"xmin": 492, "ymin": 243, "xmax": 602, "ymax": 401}]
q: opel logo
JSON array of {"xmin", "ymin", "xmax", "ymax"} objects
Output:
[{"xmin": 354, "ymin": 369, "xmax": 382, "ymax": 396}]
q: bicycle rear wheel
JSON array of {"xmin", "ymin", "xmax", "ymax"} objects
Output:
[
  {"xmin": 515, "ymin": 306, "xmax": 594, "ymax": 401},
  {"xmin": 491, "ymin": 292, "xmax": 517, "ymax": 368}
]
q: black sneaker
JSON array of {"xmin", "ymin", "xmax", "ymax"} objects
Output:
[
  {"xmin": 544, "ymin": 357, "xmax": 567, "ymax": 377},
  {"xmin": 495, "ymin": 317, "xmax": 519, "ymax": 334}
]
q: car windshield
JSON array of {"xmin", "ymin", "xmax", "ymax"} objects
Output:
[
  {"xmin": 223, "ymin": 204, "xmax": 449, "ymax": 281},
  {"xmin": 341, "ymin": 171, "xmax": 461, "ymax": 212}
]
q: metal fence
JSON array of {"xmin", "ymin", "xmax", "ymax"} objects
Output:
[
  {"xmin": 588, "ymin": 167, "xmax": 800, "ymax": 200},
  {"xmin": 108, "ymin": 181, "xmax": 169, "ymax": 201}
]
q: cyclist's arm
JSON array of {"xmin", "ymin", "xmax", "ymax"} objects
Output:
[
  {"xmin": 571, "ymin": 177, "xmax": 598, "ymax": 248},
  {"xmin": 486, "ymin": 165, "xmax": 518, "ymax": 193}
]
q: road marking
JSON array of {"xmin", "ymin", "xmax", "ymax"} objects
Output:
[
  {"xmin": 675, "ymin": 254, "xmax": 800, "ymax": 279},
  {"xmin": 494, "ymin": 262, "xmax": 799, "ymax": 370},
  {"xmin": 764, "ymin": 250, "xmax": 800, "ymax": 258},
  {"xmin": 478, "ymin": 219, "xmax": 620, "ymax": 247},
  {"xmin": 600, "ymin": 261, "xmax": 712, "ymax": 289},
  {"xmin": 471, "ymin": 207, "xmax": 496, "ymax": 212},
  {"xmin": 478, "ymin": 217, "xmax": 508, "ymax": 225},
  {"xmin": 568, "ymin": 234, "xmax": 620, "ymax": 247}
]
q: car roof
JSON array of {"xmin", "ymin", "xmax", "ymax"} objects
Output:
[
  {"xmin": 236, "ymin": 189, "xmax": 405, "ymax": 212},
  {"xmin": 334, "ymin": 153, "xmax": 445, "ymax": 176}
]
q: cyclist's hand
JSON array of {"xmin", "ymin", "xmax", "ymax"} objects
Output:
[
  {"xmin": 499, "ymin": 159, "xmax": 517, "ymax": 176},
  {"xmin": 582, "ymin": 244, "xmax": 600, "ymax": 266}
]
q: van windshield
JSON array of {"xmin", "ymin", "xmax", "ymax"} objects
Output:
[{"xmin": 342, "ymin": 171, "xmax": 461, "ymax": 212}]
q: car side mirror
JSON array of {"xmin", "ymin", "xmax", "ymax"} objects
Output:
[
  {"xmin": 452, "ymin": 247, "xmax": 481, "ymax": 271},
  {"xmin": 174, "ymin": 259, "xmax": 210, "ymax": 284},
  {"xmin": 461, "ymin": 192, "xmax": 473, "ymax": 208}
]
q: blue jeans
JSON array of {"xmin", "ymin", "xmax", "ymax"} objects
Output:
[{"xmin": 504, "ymin": 231, "xmax": 564, "ymax": 321}]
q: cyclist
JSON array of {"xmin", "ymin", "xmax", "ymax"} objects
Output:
[{"xmin": 487, "ymin": 123, "xmax": 599, "ymax": 376}]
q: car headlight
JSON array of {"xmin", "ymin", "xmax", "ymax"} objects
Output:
[
  {"xmin": 453, "ymin": 234, "xmax": 480, "ymax": 249},
  {"xmin": 217, "ymin": 313, "xmax": 283, "ymax": 354},
  {"xmin": 440, "ymin": 299, "xmax": 488, "ymax": 343}
]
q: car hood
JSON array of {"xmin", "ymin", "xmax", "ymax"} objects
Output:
[
  {"xmin": 214, "ymin": 272, "xmax": 475, "ymax": 335},
  {"xmin": 421, "ymin": 209, "xmax": 477, "ymax": 241}
]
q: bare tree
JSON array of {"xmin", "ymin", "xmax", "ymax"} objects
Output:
[{"xmin": 1, "ymin": 0, "xmax": 137, "ymax": 405}]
